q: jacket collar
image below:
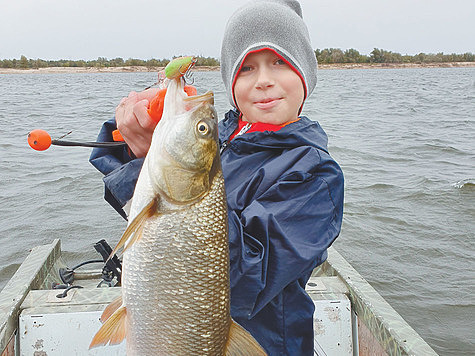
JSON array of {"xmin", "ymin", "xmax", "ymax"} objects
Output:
[{"xmin": 219, "ymin": 109, "xmax": 329, "ymax": 154}]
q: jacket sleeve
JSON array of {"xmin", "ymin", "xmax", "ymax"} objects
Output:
[
  {"xmin": 89, "ymin": 118, "xmax": 144, "ymax": 220},
  {"xmin": 228, "ymin": 149, "xmax": 344, "ymax": 319}
]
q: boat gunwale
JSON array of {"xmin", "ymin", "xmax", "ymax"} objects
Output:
[
  {"xmin": 0, "ymin": 239, "xmax": 61, "ymax": 353},
  {"xmin": 317, "ymin": 246, "xmax": 438, "ymax": 356}
]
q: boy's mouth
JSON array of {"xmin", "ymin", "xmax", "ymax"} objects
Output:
[{"xmin": 254, "ymin": 97, "xmax": 282, "ymax": 110}]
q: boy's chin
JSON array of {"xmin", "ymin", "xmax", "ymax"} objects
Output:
[
  {"xmin": 245, "ymin": 115, "xmax": 296, "ymax": 126},
  {"xmin": 243, "ymin": 109, "xmax": 296, "ymax": 125}
]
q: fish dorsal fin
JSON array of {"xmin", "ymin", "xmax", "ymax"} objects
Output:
[
  {"xmin": 89, "ymin": 306, "xmax": 127, "ymax": 348},
  {"xmin": 109, "ymin": 199, "xmax": 157, "ymax": 259},
  {"xmin": 225, "ymin": 319, "xmax": 267, "ymax": 356},
  {"xmin": 100, "ymin": 295, "xmax": 123, "ymax": 323}
]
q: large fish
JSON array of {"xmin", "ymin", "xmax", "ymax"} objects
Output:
[{"xmin": 90, "ymin": 78, "xmax": 267, "ymax": 355}]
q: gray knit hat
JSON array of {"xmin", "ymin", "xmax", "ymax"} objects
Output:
[{"xmin": 220, "ymin": 0, "xmax": 318, "ymax": 108}]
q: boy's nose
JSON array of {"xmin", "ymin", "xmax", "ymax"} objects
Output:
[{"xmin": 255, "ymin": 68, "xmax": 274, "ymax": 89}]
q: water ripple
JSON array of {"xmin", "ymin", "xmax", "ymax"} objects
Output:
[{"xmin": 452, "ymin": 178, "xmax": 475, "ymax": 189}]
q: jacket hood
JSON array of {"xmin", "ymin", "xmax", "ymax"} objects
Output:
[{"xmin": 219, "ymin": 110, "xmax": 329, "ymax": 154}]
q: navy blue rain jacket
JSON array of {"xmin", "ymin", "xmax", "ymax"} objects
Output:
[{"xmin": 89, "ymin": 109, "xmax": 344, "ymax": 355}]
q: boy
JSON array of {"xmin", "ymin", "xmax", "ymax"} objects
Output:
[{"xmin": 90, "ymin": 0, "xmax": 344, "ymax": 354}]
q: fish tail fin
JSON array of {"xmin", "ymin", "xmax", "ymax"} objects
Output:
[
  {"xmin": 100, "ymin": 295, "xmax": 123, "ymax": 323},
  {"xmin": 225, "ymin": 319, "xmax": 267, "ymax": 356},
  {"xmin": 89, "ymin": 306, "xmax": 127, "ymax": 349}
]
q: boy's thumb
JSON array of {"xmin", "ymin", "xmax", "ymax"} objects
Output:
[{"xmin": 134, "ymin": 99, "xmax": 156, "ymax": 131}]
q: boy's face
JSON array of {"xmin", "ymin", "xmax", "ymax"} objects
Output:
[{"xmin": 233, "ymin": 49, "xmax": 305, "ymax": 125}]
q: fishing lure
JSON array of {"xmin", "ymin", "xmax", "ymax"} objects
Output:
[{"xmin": 164, "ymin": 56, "xmax": 196, "ymax": 79}]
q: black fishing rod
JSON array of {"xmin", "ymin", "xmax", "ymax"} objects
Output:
[
  {"xmin": 51, "ymin": 139, "xmax": 126, "ymax": 148},
  {"xmin": 27, "ymin": 129, "xmax": 127, "ymax": 151}
]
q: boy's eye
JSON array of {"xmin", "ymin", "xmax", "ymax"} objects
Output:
[
  {"xmin": 275, "ymin": 59, "xmax": 286, "ymax": 65},
  {"xmin": 240, "ymin": 65, "xmax": 252, "ymax": 72}
]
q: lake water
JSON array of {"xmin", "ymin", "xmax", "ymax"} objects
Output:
[{"xmin": 1, "ymin": 68, "xmax": 474, "ymax": 355}]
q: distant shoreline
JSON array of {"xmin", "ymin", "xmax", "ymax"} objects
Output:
[
  {"xmin": 318, "ymin": 62, "xmax": 475, "ymax": 70},
  {"xmin": 1, "ymin": 62, "xmax": 474, "ymax": 74}
]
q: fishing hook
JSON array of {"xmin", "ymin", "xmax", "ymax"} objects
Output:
[
  {"xmin": 182, "ymin": 57, "xmax": 197, "ymax": 85},
  {"xmin": 184, "ymin": 73, "xmax": 195, "ymax": 85}
]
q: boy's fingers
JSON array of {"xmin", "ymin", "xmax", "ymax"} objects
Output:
[
  {"xmin": 118, "ymin": 89, "xmax": 159, "ymax": 111},
  {"xmin": 134, "ymin": 99, "xmax": 156, "ymax": 131},
  {"xmin": 127, "ymin": 91, "xmax": 138, "ymax": 100},
  {"xmin": 116, "ymin": 97, "xmax": 137, "ymax": 132},
  {"xmin": 136, "ymin": 88, "xmax": 161, "ymax": 102},
  {"xmin": 116, "ymin": 95, "xmax": 132, "ymax": 114},
  {"xmin": 113, "ymin": 89, "xmax": 158, "ymax": 158}
]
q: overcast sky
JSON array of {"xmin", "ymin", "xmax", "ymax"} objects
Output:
[{"xmin": 1, "ymin": 0, "xmax": 474, "ymax": 60}]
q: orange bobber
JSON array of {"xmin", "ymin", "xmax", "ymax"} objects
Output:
[{"xmin": 28, "ymin": 129, "xmax": 52, "ymax": 151}]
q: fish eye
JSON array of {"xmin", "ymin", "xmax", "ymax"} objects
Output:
[{"xmin": 197, "ymin": 121, "xmax": 209, "ymax": 135}]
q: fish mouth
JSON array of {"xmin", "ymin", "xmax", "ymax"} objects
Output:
[{"xmin": 183, "ymin": 91, "xmax": 214, "ymax": 106}]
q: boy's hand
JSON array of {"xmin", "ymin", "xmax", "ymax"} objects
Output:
[{"xmin": 115, "ymin": 88, "xmax": 160, "ymax": 158}]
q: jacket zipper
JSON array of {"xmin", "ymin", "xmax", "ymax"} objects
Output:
[
  {"xmin": 219, "ymin": 140, "xmax": 229, "ymax": 155},
  {"xmin": 220, "ymin": 122, "xmax": 252, "ymax": 155}
]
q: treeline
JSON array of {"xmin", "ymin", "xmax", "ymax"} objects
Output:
[
  {"xmin": 315, "ymin": 48, "xmax": 475, "ymax": 64},
  {"xmin": 0, "ymin": 55, "xmax": 220, "ymax": 69},
  {"xmin": 1, "ymin": 50, "xmax": 474, "ymax": 69}
]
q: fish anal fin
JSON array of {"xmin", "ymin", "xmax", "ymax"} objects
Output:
[
  {"xmin": 108, "ymin": 199, "xmax": 157, "ymax": 259},
  {"xmin": 89, "ymin": 306, "xmax": 127, "ymax": 348},
  {"xmin": 100, "ymin": 295, "xmax": 123, "ymax": 323},
  {"xmin": 225, "ymin": 319, "xmax": 267, "ymax": 356}
]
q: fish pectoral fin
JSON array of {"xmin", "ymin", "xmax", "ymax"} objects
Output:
[
  {"xmin": 100, "ymin": 295, "xmax": 123, "ymax": 323},
  {"xmin": 89, "ymin": 306, "xmax": 127, "ymax": 348},
  {"xmin": 225, "ymin": 319, "xmax": 267, "ymax": 356},
  {"xmin": 109, "ymin": 199, "xmax": 157, "ymax": 259}
]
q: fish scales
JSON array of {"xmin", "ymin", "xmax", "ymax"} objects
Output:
[{"xmin": 123, "ymin": 171, "xmax": 230, "ymax": 355}]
